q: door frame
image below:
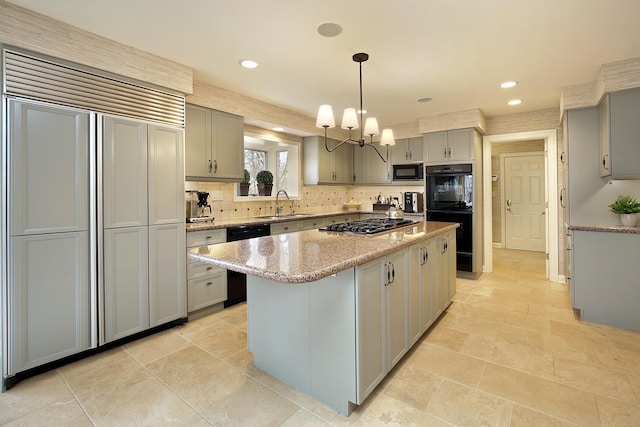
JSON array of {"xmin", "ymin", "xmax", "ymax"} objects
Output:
[
  {"xmin": 482, "ymin": 129, "xmax": 559, "ymax": 282},
  {"xmin": 500, "ymin": 151, "xmax": 546, "ymax": 251}
]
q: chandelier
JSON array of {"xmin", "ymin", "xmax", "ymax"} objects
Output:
[{"xmin": 315, "ymin": 52, "xmax": 395, "ymax": 162}]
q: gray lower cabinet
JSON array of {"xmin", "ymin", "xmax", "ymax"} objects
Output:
[
  {"xmin": 103, "ymin": 227, "xmax": 149, "ymax": 342},
  {"xmin": 408, "ymin": 238, "xmax": 435, "ymax": 345},
  {"xmin": 8, "ymin": 232, "xmax": 89, "ymax": 374},
  {"xmin": 270, "ymin": 221, "xmax": 300, "ymax": 235},
  {"xmin": 7, "ymin": 100, "xmax": 91, "ymax": 375},
  {"xmin": 572, "ymin": 230, "xmax": 640, "ymax": 331},
  {"xmin": 186, "ymin": 229, "xmax": 227, "ymax": 313},
  {"xmin": 149, "ymin": 224, "xmax": 186, "ymax": 325},
  {"xmin": 355, "ymin": 248, "xmax": 408, "ymax": 404}
]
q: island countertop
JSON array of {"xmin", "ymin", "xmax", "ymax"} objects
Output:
[{"xmin": 189, "ymin": 221, "xmax": 458, "ymax": 283}]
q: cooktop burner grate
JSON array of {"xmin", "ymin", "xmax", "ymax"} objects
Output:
[{"xmin": 320, "ymin": 218, "xmax": 417, "ymax": 235}]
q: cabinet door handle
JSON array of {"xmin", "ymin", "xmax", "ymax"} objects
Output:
[
  {"xmin": 206, "ymin": 281, "xmax": 213, "ymax": 286},
  {"xmin": 213, "ymin": 160, "xmax": 218, "ymax": 173},
  {"xmin": 206, "ymin": 266, "xmax": 213, "ymax": 271},
  {"xmin": 602, "ymin": 155, "xmax": 609, "ymax": 170},
  {"xmin": 560, "ymin": 151, "xmax": 565, "ymax": 164},
  {"xmin": 389, "ymin": 261, "xmax": 395, "ymax": 284},
  {"xmin": 424, "ymin": 247, "xmax": 428, "ymax": 263},
  {"xmin": 560, "ymin": 188, "xmax": 566, "ymax": 208},
  {"xmin": 384, "ymin": 263, "xmax": 390, "ymax": 286}
]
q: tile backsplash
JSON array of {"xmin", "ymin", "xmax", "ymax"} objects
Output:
[{"xmin": 184, "ymin": 181, "xmax": 423, "ymax": 220}]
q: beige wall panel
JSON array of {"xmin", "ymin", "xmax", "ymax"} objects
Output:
[
  {"xmin": 419, "ymin": 109, "xmax": 486, "ymax": 134},
  {"xmin": 0, "ymin": 2, "xmax": 192, "ymax": 94},
  {"xmin": 485, "ymin": 108, "xmax": 560, "ymax": 136}
]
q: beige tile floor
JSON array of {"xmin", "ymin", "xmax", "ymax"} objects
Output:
[{"xmin": 2, "ymin": 248, "xmax": 640, "ymax": 426}]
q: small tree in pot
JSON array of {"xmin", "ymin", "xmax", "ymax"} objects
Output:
[
  {"xmin": 239, "ymin": 169, "xmax": 250, "ymax": 196},
  {"xmin": 256, "ymin": 170, "xmax": 273, "ymax": 196}
]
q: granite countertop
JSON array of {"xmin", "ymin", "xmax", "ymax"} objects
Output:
[
  {"xmin": 186, "ymin": 211, "xmax": 425, "ymax": 232},
  {"xmin": 568, "ymin": 224, "xmax": 640, "ymax": 234},
  {"xmin": 189, "ymin": 221, "xmax": 458, "ymax": 283}
]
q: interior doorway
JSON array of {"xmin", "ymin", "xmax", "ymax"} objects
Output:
[
  {"xmin": 482, "ymin": 130, "xmax": 559, "ymax": 282},
  {"xmin": 502, "ymin": 152, "xmax": 546, "ymax": 252}
]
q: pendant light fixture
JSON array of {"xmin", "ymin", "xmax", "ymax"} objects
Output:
[{"xmin": 316, "ymin": 53, "xmax": 395, "ymax": 162}]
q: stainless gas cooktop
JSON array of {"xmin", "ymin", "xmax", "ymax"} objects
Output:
[{"xmin": 320, "ymin": 218, "xmax": 417, "ymax": 235}]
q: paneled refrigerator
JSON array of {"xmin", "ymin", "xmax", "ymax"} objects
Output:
[{"xmin": 2, "ymin": 48, "xmax": 186, "ymax": 388}]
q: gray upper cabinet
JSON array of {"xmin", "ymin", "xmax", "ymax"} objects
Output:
[
  {"xmin": 185, "ymin": 104, "xmax": 244, "ymax": 181},
  {"xmin": 598, "ymin": 87, "xmax": 640, "ymax": 179},
  {"xmin": 424, "ymin": 129, "xmax": 474, "ymax": 164},
  {"xmin": 103, "ymin": 117, "xmax": 148, "ymax": 229},
  {"xmin": 354, "ymin": 141, "xmax": 391, "ymax": 184},
  {"xmin": 10, "ymin": 101, "xmax": 89, "ymax": 236},
  {"xmin": 148, "ymin": 124, "xmax": 185, "ymax": 225},
  {"xmin": 304, "ymin": 135, "xmax": 354, "ymax": 184},
  {"xmin": 390, "ymin": 137, "xmax": 423, "ymax": 164}
]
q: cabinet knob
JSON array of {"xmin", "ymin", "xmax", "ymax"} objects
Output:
[{"xmin": 206, "ymin": 281, "xmax": 213, "ymax": 286}]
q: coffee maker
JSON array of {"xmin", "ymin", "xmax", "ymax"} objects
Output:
[
  {"xmin": 185, "ymin": 191, "xmax": 214, "ymax": 223},
  {"xmin": 403, "ymin": 192, "xmax": 424, "ymax": 213}
]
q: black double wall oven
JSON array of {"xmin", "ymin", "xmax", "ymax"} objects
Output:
[{"xmin": 425, "ymin": 164, "xmax": 474, "ymax": 272}]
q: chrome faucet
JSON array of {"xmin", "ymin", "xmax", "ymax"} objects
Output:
[{"xmin": 275, "ymin": 189, "xmax": 290, "ymax": 217}]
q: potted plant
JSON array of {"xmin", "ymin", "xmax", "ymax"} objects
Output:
[
  {"xmin": 608, "ymin": 195, "xmax": 640, "ymax": 226},
  {"xmin": 256, "ymin": 170, "xmax": 273, "ymax": 196},
  {"xmin": 239, "ymin": 169, "xmax": 250, "ymax": 196}
]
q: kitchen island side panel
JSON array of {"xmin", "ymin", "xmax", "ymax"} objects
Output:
[{"xmin": 246, "ymin": 269, "xmax": 357, "ymax": 416}]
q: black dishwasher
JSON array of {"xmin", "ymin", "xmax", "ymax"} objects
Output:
[{"xmin": 225, "ymin": 224, "xmax": 271, "ymax": 307}]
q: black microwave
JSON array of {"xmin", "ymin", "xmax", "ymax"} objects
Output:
[{"xmin": 392, "ymin": 163, "xmax": 424, "ymax": 181}]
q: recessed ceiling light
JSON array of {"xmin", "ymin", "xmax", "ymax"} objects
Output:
[
  {"xmin": 508, "ymin": 99, "xmax": 522, "ymax": 106},
  {"xmin": 417, "ymin": 97, "xmax": 433, "ymax": 103},
  {"xmin": 500, "ymin": 81, "xmax": 518, "ymax": 89},
  {"xmin": 240, "ymin": 59, "xmax": 259, "ymax": 69},
  {"xmin": 272, "ymin": 127, "xmax": 284, "ymax": 132},
  {"xmin": 317, "ymin": 22, "xmax": 342, "ymax": 37}
]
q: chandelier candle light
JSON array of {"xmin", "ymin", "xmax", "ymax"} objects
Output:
[{"xmin": 316, "ymin": 52, "xmax": 395, "ymax": 162}]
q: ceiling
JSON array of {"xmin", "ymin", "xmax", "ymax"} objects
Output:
[{"xmin": 7, "ymin": 0, "xmax": 640, "ymax": 129}]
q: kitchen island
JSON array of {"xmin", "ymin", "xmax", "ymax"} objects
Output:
[{"xmin": 190, "ymin": 221, "xmax": 458, "ymax": 415}]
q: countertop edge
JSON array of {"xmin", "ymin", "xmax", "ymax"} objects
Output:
[{"xmin": 567, "ymin": 224, "xmax": 640, "ymax": 234}]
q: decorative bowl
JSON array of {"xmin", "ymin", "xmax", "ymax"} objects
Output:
[{"xmin": 343, "ymin": 202, "xmax": 361, "ymax": 212}]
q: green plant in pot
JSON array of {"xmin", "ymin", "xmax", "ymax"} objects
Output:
[
  {"xmin": 239, "ymin": 169, "xmax": 251, "ymax": 196},
  {"xmin": 608, "ymin": 195, "xmax": 640, "ymax": 226},
  {"xmin": 256, "ymin": 170, "xmax": 273, "ymax": 196}
]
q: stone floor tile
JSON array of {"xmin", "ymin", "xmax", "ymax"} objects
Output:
[
  {"xmin": 123, "ymin": 329, "xmax": 191, "ymax": 365},
  {"xmin": 0, "ymin": 371, "xmax": 76, "ymax": 424},
  {"xmin": 479, "ymin": 363, "xmax": 600, "ymax": 426},
  {"xmin": 407, "ymin": 343, "xmax": 487, "ymax": 387},
  {"xmin": 509, "ymin": 404, "xmax": 577, "ymax": 426},
  {"xmin": 2, "ymin": 399, "xmax": 92, "ymax": 427},
  {"xmin": 427, "ymin": 380, "xmax": 513, "ymax": 427},
  {"xmin": 421, "ymin": 325, "xmax": 469, "ymax": 352},
  {"xmin": 596, "ymin": 395, "xmax": 640, "ymax": 427},
  {"xmin": 378, "ymin": 364, "xmax": 443, "ymax": 410}
]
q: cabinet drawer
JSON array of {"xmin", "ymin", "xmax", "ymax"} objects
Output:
[
  {"xmin": 299, "ymin": 217, "xmax": 328, "ymax": 231},
  {"xmin": 187, "ymin": 261, "xmax": 223, "ymax": 280},
  {"xmin": 271, "ymin": 221, "xmax": 300, "ymax": 235},
  {"xmin": 187, "ymin": 271, "xmax": 227, "ymax": 312},
  {"xmin": 187, "ymin": 229, "xmax": 226, "ymax": 247}
]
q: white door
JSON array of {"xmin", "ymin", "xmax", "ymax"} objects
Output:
[{"xmin": 504, "ymin": 154, "xmax": 546, "ymax": 252}]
